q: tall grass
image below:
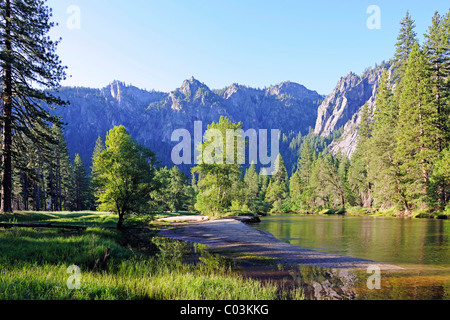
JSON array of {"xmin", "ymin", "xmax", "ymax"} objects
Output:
[{"xmin": 0, "ymin": 212, "xmax": 287, "ymax": 300}]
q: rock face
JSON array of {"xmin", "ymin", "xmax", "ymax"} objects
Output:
[
  {"xmin": 53, "ymin": 78, "xmax": 323, "ymax": 171},
  {"xmin": 314, "ymin": 62, "xmax": 392, "ymax": 157},
  {"xmin": 53, "ymin": 62, "xmax": 394, "ymax": 170}
]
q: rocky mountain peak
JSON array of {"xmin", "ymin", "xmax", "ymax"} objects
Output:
[
  {"xmin": 267, "ymin": 81, "xmax": 320, "ymax": 100},
  {"xmin": 179, "ymin": 76, "xmax": 210, "ymax": 97},
  {"xmin": 104, "ymin": 80, "xmax": 126, "ymax": 101}
]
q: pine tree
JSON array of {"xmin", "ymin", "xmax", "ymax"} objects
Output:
[
  {"xmin": 53, "ymin": 124, "xmax": 74, "ymax": 211},
  {"xmin": 424, "ymin": 11, "xmax": 450, "ymax": 150},
  {"xmin": 396, "ymin": 42, "xmax": 438, "ymax": 208},
  {"xmin": 394, "ymin": 10, "xmax": 418, "ymax": 80},
  {"xmin": 91, "ymin": 136, "xmax": 105, "ymax": 174},
  {"xmin": 88, "ymin": 136, "xmax": 105, "ymax": 209},
  {"xmin": 423, "ymin": 10, "xmax": 450, "ymax": 208},
  {"xmin": 273, "ymin": 154, "xmax": 288, "ymax": 185},
  {"xmin": 73, "ymin": 154, "xmax": 89, "ymax": 211},
  {"xmin": 297, "ymin": 140, "xmax": 314, "ymax": 189},
  {"xmin": 244, "ymin": 162, "xmax": 260, "ymax": 201},
  {"xmin": 289, "ymin": 171, "xmax": 302, "ymax": 199},
  {"xmin": 0, "ymin": 0, "xmax": 67, "ymax": 213},
  {"xmin": 369, "ymin": 69, "xmax": 408, "ymax": 209},
  {"xmin": 348, "ymin": 102, "xmax": 373, "ymax": 207},
  {"xmin": 309, "ymin": 153, "xmax": 330, "ymax": 208},
  {"xmin": 259, "ymin": 168, "xmax": 270, "ymax": 201},
  {"xmin": 271, "ymin": 154, "xmax": 289, "ymax": 203}
]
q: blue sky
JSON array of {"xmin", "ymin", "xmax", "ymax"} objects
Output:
[{"xmin": 47, "ymin": 0, "xmax": 449, "ymax": 95}]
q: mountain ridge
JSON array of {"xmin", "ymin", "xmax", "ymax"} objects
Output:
[{"xmin": 53, "ymin": 77, "xmax": 324, "ymax": 174}]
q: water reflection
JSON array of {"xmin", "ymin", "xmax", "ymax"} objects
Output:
[
  {"xmin": 252, "ymin": 215, "xmax": 450, "ymax": 300},
  {"xmin": 289, "ymin": 265, "xmax": 358, "ymax": 300}
]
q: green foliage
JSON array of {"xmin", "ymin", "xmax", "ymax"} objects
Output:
[
  {"xmin": 93, "ymin": 126, "xmax": 156, "ymax": 229},
  {"xmin": 150, "ymin": 166, "xmax": 194, "ymax": 212},
  {"xmin": 192, "ymin": 117, "xmax": 245, "ymax": 216},
  {"xmin": 0, "ymin": 212, "xmax": 283, "ymax": 300},
  {"xmin": 73, "ymin": 154, "xmax": 90, "ymax": 211},
  {"xmin": 244, "ymin": 163, "xmax": 260, "ymax": 201},
  {"xmin": 0, "ymin": 0, "xmax": 68, "ymax": 212}
]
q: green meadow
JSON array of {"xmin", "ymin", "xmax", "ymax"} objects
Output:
[{"xmin": 0, "ymin": 211, "xmax": 300, "ymax": 300}]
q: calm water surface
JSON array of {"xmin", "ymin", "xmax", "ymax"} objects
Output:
[{"xmin": 252, "ymin": 215, "xmax": 450, "ymax": 299}]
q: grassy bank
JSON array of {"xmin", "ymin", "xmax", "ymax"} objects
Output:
[
  {"xmin": 0, "ymin": 211, "xmax": 298, "ymax": 300},
  {"xmin": 266, "ymin": 205, "xmax": 450, "ymax": 219}
]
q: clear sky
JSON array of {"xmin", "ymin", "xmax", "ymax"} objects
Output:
[{"xmin": 46, "ymin": 0, "xmax": 449, "ymax": 95}]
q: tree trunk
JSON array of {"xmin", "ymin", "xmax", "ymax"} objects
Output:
[
  {"xmin": 418, "ymin": 108, "xmax": 429, "ymax": 200},
  {"xmin": 1, "ymin": 0, "xmax": 13, "ymax": 213},
  {"xmin": 21, "ymin": 173, "xmax": 29, "ymax": 211},
  {"xmin": 117, "ymin": 212, "xmax": 124, "ymax": 230}
]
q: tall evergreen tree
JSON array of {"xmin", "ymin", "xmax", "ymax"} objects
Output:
[
  {"xmin": 396, "ymin": 42, "xmax": 438, "ymax": 208},
  {"xmin": 244, "ymin": 162, "xmax": 260, "ymax": 201},
  {"xmin": 394, "ymin": 10, "xmax": 418, "ymax": 79},
  {"xmin": 0, "ymin": 0, "xmax": 67, "ymax": 213},
  {"xmin": 424, "ymin": 11, "xmax": 450, "ymax": 150},
  {"xmin": 73, "ymin": 154, "xmax": 89, "ymax": 211},
  {"xmin": 369, "ymin": 69, "xmax": 408, "ymax": 209},
  {"xmin": 297, "ymin": 140, "xmax": 314, "ymax": 189},
  {"xmin": 423, "ymin": 11, "xmax": 450, "ymax": 208},
  {"xmin": 348, "ymin": 102, "xmax": 373, "ymax": 207}
]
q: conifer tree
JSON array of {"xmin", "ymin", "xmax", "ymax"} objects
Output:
[
  {"xmin": 297, "ymin": 140, "xmax": 314, "ymax": 189},
  {"xmin": 424, "ymin": 11, "xmax": 450, "ymax": 151},
  {"xmin": 423, "ymin": 11, "xmax": 450, "ymax": 208},
  {"xmin": 244, "ymin": 162, "xmax": 260, "ymax": 201},
  {"xmin": 0, "ymin": 0, "xmax": 67, "ymax": 212},
  {"xmin": 73, "ymin": 154, "xmax": 89, "ymax": 211},
  {"xmin": 396, "ymin": 42, "xmax": 438, "ymax": 207},
  {"xmin": 394, "ymin": 10, "xmax": 418, "ymax": 79},
  {"xmin": 259, "ymin": 168, "xmax": 270, "ymax": 201},
  {"xmin": 369, "ymin": 70, "xmax": 408, "ymax": 209},
  {"xmin": 348, "ymin": 102, "xmax": 373, "ymax": 207}
]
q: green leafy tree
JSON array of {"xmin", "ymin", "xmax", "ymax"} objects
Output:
[
  {"xmin": 0, "ymin": 0, "xmax": 67, "ymax": 212},
  {"xmin": 192, "ymin": 116, "xmax": 244, "ymax": 216},
  {"xmin": 150, "ymin": 167, "xmax": 171, "ymax": 212},
  {"xmin": 93, "ymin": 126, "xmax": 156, "ymax": 229},
  {"xmin": 168, "ymin": 166, "xmax": 190, "ymax": 212}
]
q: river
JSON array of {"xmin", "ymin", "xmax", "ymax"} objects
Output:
[{"xmin": 251, "ymin": 215, "xmax": 450, "ymax": 300}]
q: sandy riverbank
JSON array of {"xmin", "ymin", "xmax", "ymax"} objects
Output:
[{"xmin": 158, "ymin": 216, "xmax": 402, "ymax": 270}]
